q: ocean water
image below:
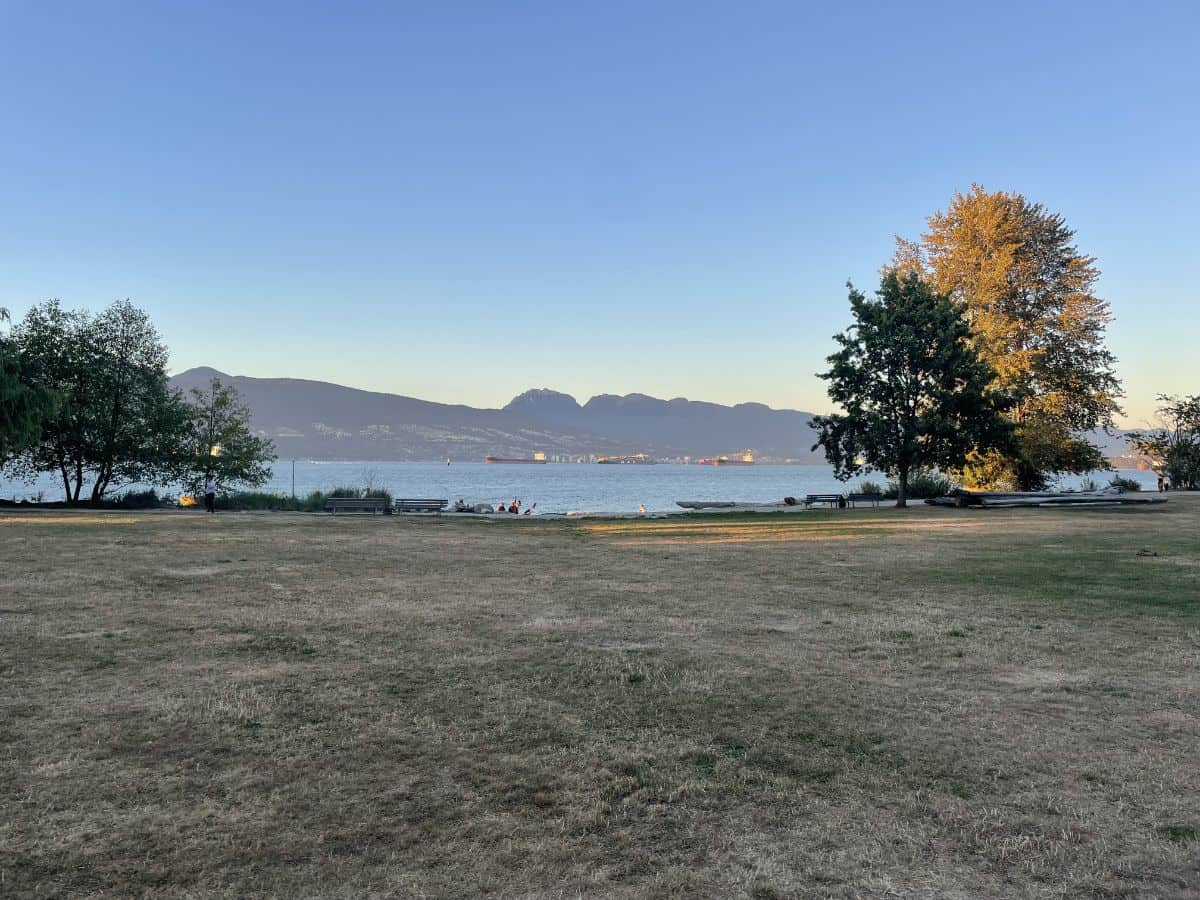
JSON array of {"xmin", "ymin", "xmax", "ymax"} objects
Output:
[{"xmin": 0, "ymin": 462, "xmax": 1158, "ymax": 515}]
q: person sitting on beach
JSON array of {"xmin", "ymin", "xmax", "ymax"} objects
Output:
[
  {"xmin": 508, "ymin": 500, "xmax": 519, "ymax": 514},
  {"xmin": 523, "ymin": 503, "xmax": 536, "ymax": 516},
  {"xmin": 452, "ymin": 497, "xmax": 467, "ymax": 512}
]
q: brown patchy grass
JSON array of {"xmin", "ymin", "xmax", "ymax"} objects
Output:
[{"xmin": 2, "ymin": 498, "xmax": 1199, "ymax": 898}]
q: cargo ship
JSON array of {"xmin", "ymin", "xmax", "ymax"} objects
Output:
[
  {"xmin": 486, "ymin": 451, "xmax": 547, "ymax": 464},
  {"xmin": 695, "ymin": 450, "xmax": 755, "ymax": 466},
  {"xmin": 597, "ymin": 454, "xmax": 656, "ymax": 465}
]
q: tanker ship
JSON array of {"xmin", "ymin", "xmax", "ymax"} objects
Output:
[
  {"xmin": 695, "ymin": 450, "xmax": 755, "ymax": 466},
  {"xmin": 596, "ymin": 454, "xmax": 656, "ymax": 464},
  {"xmin": 485, "ymin": 451, "xmax": 547, "ymax": 464}
]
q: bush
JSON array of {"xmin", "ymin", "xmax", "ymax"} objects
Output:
[
  {"xmin": 882, "ymin": 469, "xmax": 956, "ymax": 500},
  {"xmin": 213, "ymin": 486, "xmax": 393, "ymax": 511},
  {"xmin": 112, "ymin": 488, "xmax": 164, "ymax": 509},
  {"xmin": 214, "ymin": 491, "xmax": 303, "ymax": 511},
  {"xmin": 856, "ymin": 479, "xmax": 885, "ymax": 496},
  {"xmin": 1109, "ymin": 476, "xmax": 1141, "ymax": 492}
]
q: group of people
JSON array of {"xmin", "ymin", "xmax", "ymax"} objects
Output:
[
  {"xmin": 450, "ymin": 497, "xmax": 536, "ymax": 515},
  {"xmin": 499, "ymin": 499, "xmax": 534, "ymax": 515},
  {"xmin": 1156, "ymin": 474, "xmax": 1172, "ymax": 492}
]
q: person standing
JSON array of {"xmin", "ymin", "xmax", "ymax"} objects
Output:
[{"xmin": 204, "ymin": 472, "xmax": 217, "ymax": 514}]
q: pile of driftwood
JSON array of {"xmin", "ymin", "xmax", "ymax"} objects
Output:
[{"xmin": 928, "ymin": 488, "xmax": 1167, "ymax": 509}]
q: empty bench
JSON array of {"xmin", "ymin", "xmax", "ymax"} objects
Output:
[
  {"xmin": 324, "ymin": 497, "xmax": 387, "ymax": 514},
  {"xmin": 394, "ymin": 498, "xmax": 447, "ymax": 513},
  {"xmin": 847, "ymin": 492, "xmax": 883, "ymax": 507},
  {"xmin": 804, "ymin": 493, "xmax": 845, "ymax": 509}
]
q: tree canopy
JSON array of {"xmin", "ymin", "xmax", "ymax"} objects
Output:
[
  {"xmin": 892, "ymin": 185, "xmax": 1122, "ymax": 490},
  {"xmin": 0, "ymin": 309, "xmax": 53, "ymax": 465},
  {"xmin": 811, "ymin": 272, "xmax": 1012, "ymax": 507},
  {"xmin": 1127, "ymin": 395, "xmax": 1200, "ymax": 490},
  {"xmin": 5, "ymin": 299, "xmax": 188, "ymax": 503},
  {"xmin": 181, "ymin": 378, "xmax": 275, "ymax": 494}
]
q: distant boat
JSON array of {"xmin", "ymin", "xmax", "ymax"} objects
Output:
[
  {"xmin": 486, "ymin": 452, "xmax": 547, "ymax": 465},
  {"xmin": 596, "ymin": 454, "xmax": 656, "ymax": 465},
  {"xmin": 696, "ymin": 450, "xmax": 755, "ymax": 466}
]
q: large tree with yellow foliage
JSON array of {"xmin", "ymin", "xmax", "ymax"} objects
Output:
[{"xmin": 893, "ymin": 186, "xmax": 1122, "ymax": 490}]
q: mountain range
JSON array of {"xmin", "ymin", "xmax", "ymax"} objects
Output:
[
  {"xmin": 168, "ymin": 368, "xmax": 825, "ymax": 462},
  {"xmin": 169, "ymin": 368, "xmax": 1138, "ymax": 464}
]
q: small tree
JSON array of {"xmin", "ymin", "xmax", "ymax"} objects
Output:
[
  {"xmin": 7, "ymin": 299, "xmax": 188, "ymax": 503},
  {"xmin": 1128, "ymin": 395, "xmax": 1200, "ymax": 490},
  {"xmin": 181, "ymin": 378, "xmax": 275, "ymax": 494},
  {"xmin": 812, "ymin": 272, "xmax": 1012, "ymax": 507},
  {"xmin": 0, "ymin": 310, "xmax": 53, "ymax": 464}
]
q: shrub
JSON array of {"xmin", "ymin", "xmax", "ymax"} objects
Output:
[
  {"xmin": 882, "ymin": 469, "xmax": 956, "ymax": 500},
  {"xmin": 214, "ymin": 486, "xmax": 393, "ymax": 511},
  {"xmin": 1109, "ymin": 476, "xmax": 1141, "ymax": 492},
  {"xmin": 214, "ymin": 491, "xmax": 304, "ymax": 511},
  {"xmin": 856, "ymin": 479, "xmax": 885, "ymax": 496},
  {"xmin": 112, "ymin": 489, "xmax": 164, "ymax": 509}
]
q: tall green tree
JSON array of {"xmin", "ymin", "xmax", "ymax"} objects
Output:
[
  {"xmin": 0, "ymin": 309, "xmax": 53, "ymax": 464},
  {"xmin": 1127, "ymin": 395, "xmax": 1200, "ymax": 490},
  {"xmin": 7, "ymin": 299, "xmax": 188, "ymax": 503},
  {"xmin": 181, "ymin": 378, "xmax": 275, "ymax": 493},
  {"xmin": 893, "ymin": 185, "xmax": 1123, "ymax": 490},
  {"xmin": 812, "ymin": 272, "xmax": 1012, "ymax": 507}
]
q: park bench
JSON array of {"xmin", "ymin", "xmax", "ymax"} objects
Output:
[
  {"xmin": 847, "ymin": 492, "xmax": 883, "ymax": 507},
  {"xmin": 804, "ymin": 493, "xmax": 846, "ymax": 509},
  {"xmin": 324, "ymin": 497, "xmax": 387, "ymax": 514},
  {"xmin": 394, "ymin": 498, "xmax": 447, "ymax": 513}
]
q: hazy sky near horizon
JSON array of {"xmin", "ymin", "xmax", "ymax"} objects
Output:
[{"xmin": 2, "ymin": 1, "xmax": 1197, "ymax": 424}]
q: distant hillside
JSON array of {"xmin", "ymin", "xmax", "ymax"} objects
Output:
[
  {"xmin": 169, "ymin": 369, "xmax": 827, "ymax": 462},
  {"xmin": 504, "ymin": 388, "xmax": 819, "ymax": 459}
]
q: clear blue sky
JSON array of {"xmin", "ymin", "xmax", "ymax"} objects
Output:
[{"xmin": 1, "ymin": 1, "xmax": 1197, "ymax": 424}]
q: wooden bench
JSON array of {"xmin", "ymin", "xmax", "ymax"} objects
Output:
[
  {"xmin": 847, "ymin": 492, "xmax": 883, "ymax": 507},
  {"xmin": 804, "ymin": 493, "xmax": 846, "ymax": 509},
  {"xmin": 324, "ymin": 497, "xmax": 387, "ymax": 514},
  {"xmin": 394, "ymin": 498, "xmax": 447, "ymax": 513}
]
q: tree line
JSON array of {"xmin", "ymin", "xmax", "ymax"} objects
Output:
[
  {"xmin": 0, "ymin": 299, "xmax": 274, "ymax": 504},
  {"xmin": 812, "ymin": 186, "xmax": 1186, "ymax": 505}
]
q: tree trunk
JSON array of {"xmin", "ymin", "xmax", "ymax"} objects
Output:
[
  {"xmin": 55, "ymin": 442, "xmax": 71, "ymax": 505},
  {"xmin": 896, "ymin": 467, "xmax": 909, "ymax": 509},
  {"xmin": 59, "ymin": 464, "xmax": 71, "ymax": 505},
  {"xmin": 91, "ymin": 460, "xmax": 111, "ymax": 505}
]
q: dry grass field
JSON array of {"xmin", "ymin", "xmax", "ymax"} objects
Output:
[{"xmin": 2, "ymin": 497, "xmax": 1199, "ymax": 898}]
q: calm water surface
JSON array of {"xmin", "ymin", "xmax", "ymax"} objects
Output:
[{"xmin": 0, "ymin": 461, "xmax": 1158, "ymax": 514}]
